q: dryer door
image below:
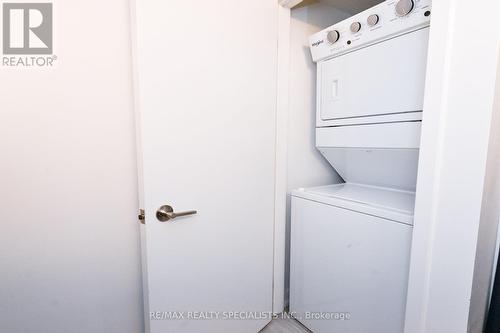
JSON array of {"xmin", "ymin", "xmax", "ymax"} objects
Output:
[{"xmin": 318, "ymin": 27, "xmax": 429, "ymax": 122}]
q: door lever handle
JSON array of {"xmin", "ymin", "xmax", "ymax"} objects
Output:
[{"xmin": 156, "ymin": 205, "xmax": 197, "ymax": 222}]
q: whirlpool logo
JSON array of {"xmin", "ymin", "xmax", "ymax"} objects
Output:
[
  {"xmin": 2, "ymin": 2, "xmax": 57, "ymax": 67},
  {"xmin": 311, "ymin": 40, "xmax": 324, "ymax": 47}
]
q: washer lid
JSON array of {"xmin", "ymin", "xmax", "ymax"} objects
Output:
[{"xmin": 291, "ymin": 183, "xmax": 415, "ymax": 225}]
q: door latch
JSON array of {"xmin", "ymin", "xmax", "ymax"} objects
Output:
[{"xmin": 138, "ymin": 209, "xmax": 145, "ymax": 224}]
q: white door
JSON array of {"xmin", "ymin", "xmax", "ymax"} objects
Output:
[{"xmin": 132, "ymin": 1, "xmax": 278, "ymax": 333}]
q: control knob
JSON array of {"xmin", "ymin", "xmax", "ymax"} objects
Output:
[
  {"xmin": 350, "ymin": 22, "xmax": 361, "ymax": 33},
  {"xmin": 326, "ymin": 30, "xmax": 340, "ymax": 44},
  {"xmin": 367, "ymin": 14, "xmax": 379, "ymax": 27},
  {"xmin": 395, "ymin": 0, "xmax": 415, "ymax": 17}
]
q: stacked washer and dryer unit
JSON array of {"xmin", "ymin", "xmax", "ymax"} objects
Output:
[{"xmin": 289, "ymin": 1, "xmax": 431, "ymax": 332}]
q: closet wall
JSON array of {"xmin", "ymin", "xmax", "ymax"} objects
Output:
[{"xmin": 284, "ymin": 2, "xmax": 350, "ymax": 303}]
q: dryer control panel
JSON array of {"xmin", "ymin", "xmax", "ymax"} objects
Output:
[{"xmin": 309, "ymin": 0, "xmax": 431, "ymax": 62}]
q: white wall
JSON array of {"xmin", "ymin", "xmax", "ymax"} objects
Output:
[
  {"xmin": 284, "ymin": 3, "xmax": 349, "ymax": 304},
  {"xmin": 318, "ymin": 0, "xmax": 382, "ymax": 14},
  {"xmin": 468, "ymin": 54, "xmax": 500, "ymax": 332},
  {"xmin": 287, "ymin": 1, "xmax": 348, "ymax": 190},
  {"xmin": 0, "ymin": 1, "xmax": 144, "ymax": 333},
  {"xmin": 404, "ymin": 1, "xmax": 500, "ymax": 332}
]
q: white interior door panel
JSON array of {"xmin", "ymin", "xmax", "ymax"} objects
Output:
[{"xmin": 133, "ymin": 1, "xmax": 278, "ymax": 332}]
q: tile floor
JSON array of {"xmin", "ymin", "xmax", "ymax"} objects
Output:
[{"xmin": 259, "ymin": 318, "xmax": 311, "ymax": 333}]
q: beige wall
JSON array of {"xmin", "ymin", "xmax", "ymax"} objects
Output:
[{"xmin": 0, "ymin": 1, "xmax": 144, "ymax": 332}]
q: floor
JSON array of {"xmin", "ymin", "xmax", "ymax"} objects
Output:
[{"xmin": 259, "ymin": 318, "xmax": 311, "ymax": 333}]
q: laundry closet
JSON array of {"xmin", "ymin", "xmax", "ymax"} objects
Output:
[
  {"xmin": 2, "ymin": 0, "xmax": 499, "ymax": 333},
  {"xmin": 280, "ymin": 1, "xmax": 431, "ymax": 332},
  {"xmin": 132, "ymin": 1, "xmax": 500, "ymax": 332}
]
